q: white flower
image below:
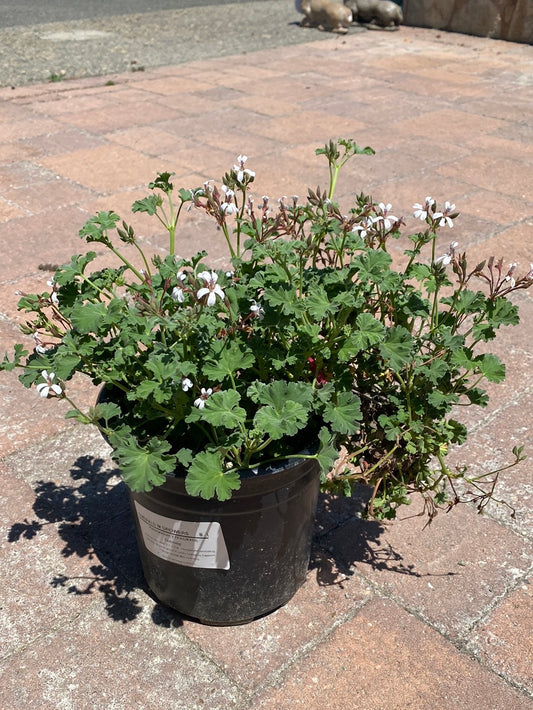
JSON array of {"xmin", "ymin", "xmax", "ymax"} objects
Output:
[
  {"xmin": 181, "ymin": 377, "xmax": 193, "ymax": 392},
  {"xmin": 435, "ymin": 241, "xmax": 459, "ymax": 267},
  {"xmin": 250, "ymin": 300, "xmax": 265, "ymax": 320},
  {"xmin": 33, "ymin": 333, "xmax": 48, "ymax": 354},
  {"xmin": 413, "ymin": 196, "xmax": 433, "ymax": 221},
  {"xmin": 36, "ymin": 370, "xmax": 62, "ymax": 398},
  {"xmin": 194, "ymin": 387, "xmax": 212, "ymax": 409},
  {"xmin": 351, "ymin": 216, "xmax": 375, "ymax": 239},
  {"xmin": 377, "ymin": 202, "xmax": 398, "ymax": 230},
  {"xmin": 220, "ymin": 186, "xmax": 237, "ymax": 216},
  {"xmin": 435, "ymin": 253, "xmax": 452, "ymax": 266},
  {"xmin": 46, "ymin": 277, "xmax": 60, "ymax": 304},
  {"xmin": 196, "ymin": 271, "xmax": 225, "ymax": 307},
  {"xmin": 171, "ymin": 287, "xmax": 184, "ymax": 303},
  {"xmin": 171, "ymin": 272, "xmax": 187, "ymax": 302},
  {"xmin": 234, "ymin": 155, "xmax": 255, "ymax": 183},
  {"xmin": 221, "ymin": 201, "xmax": 238, "ymax": 215},
  {"xmin": 504, "ymin": 262, "xmax": 517, "ymax": 288},
  {"xmin": 433, "ymin": 201, "xmax": 456, "ymax": 228}
]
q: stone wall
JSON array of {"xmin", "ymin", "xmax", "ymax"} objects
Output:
[{"xmin": 403, "ymin": 0, "xmax": 533, "ymax": 43}]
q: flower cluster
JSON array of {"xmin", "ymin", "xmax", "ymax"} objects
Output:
[{"xmin": 2, "ymin": 139, "xmax": 531, "ymax": 520}]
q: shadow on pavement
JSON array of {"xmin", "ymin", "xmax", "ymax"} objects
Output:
[{"xmin": 7, "ymin": 454, "xmax": 433, "ymax": 625}]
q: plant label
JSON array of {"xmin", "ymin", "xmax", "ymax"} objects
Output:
[{"xmin": 134, "ymin": 502, "xmax": 230, "ymax": 570}]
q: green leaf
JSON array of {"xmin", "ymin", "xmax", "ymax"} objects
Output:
[
  {"xmin": 354, "ymin": 249, "xmax": 392, "ymax": 282},
  {"xmin": 112, "ymin": 438, "xmax": 176, "ymax": 492},
  {"xmin": 475, "ymin": 353, "xmax": 506, "ymax": 383},
  {"xmin": 51, "ymin": 350, "xmax": 82, "ymax": 380},
  {"xmin": 132, "ymin": 379, "xmax": 161, "ymax": 401},
  {"xmin": 249, "ymin": 380, "xmax": 314, "ymax": 439},
  {"xmin": 248, "ymin": 380, "xmax": 314, "ymax": 410},
  {"xmin": 53, "ymin": 252, "xmax": 98, "ymax": 285},
  {"xmin": 465, "ymin": 387, "xmax": 489, "ymax": 407},
  {"xmin": 203, "ymin": 342, "xmax": 255, "ymax": 381},
  {"xmin": 89, "ymin": 402, "xmax": 122, "ymax": 425},
  {"xmin": 427, "ymin": 390, "xmax": 457, "ymax": 410},
  {"xmin": 70, "ymin": 302, "xmax": 109, "ymax": 333},
  {"xmin": 200, "ymin": 390, "xmax": 247, "ymax": 428},
  {"xmin": 148, "ymin": 172, "xmax": 175, "ymax": 193},
  {"xmin": 145, "ymin": 354, "xmax": 178, "ymax": 381},
  {"xmin": 185, "ymin": 450, "xmax": 241, "ymax": 501},
  {"xmin": 424, "ymin": 358, "xmax": 449, "ymax": 385},
  {"xmin": 451, "ymin": 348, "xmax": 476, "ymax": 371},
  {"xmin": 305, "ymin": 286, "xmax": 337, "ymax": 320},
  {"xmin": 79, "ymin": 212, "xmax": 120, "ymax": 244},
  {"xmin": 131, "ymin": 195, "xmax": 162, "ymax": 215},
  {"xmin": 315, "ymin": 427, "xmax": 339, "ymax": 477},
  {"xmin": 254, "ymin": 400, "xmax": 309, "ymax": 440},
  {"xmin": 0, "ymin": 343, "xmax": 28, "ymax": 371},
  {"xmin": 379, "ymin": 326, "xmax": 413, "ymax": 370},
  {"xmin": 323, "ymin": 391, "xmax": 362, "ymax": 435}
]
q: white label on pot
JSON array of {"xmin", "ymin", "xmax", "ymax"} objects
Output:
[{"xmin": 134, "ymin": 502, "xmax": 230, "ymax": 570}]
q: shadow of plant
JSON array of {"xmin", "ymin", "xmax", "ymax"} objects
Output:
[
  {"xmin": 8, "ymin": 457, "xmax": 438, "ymax": 626},
  {"xmin": 312, "ymin": 485, "xmax": 458, "ymax": 586},
  {"xmin": 7, "ymin": 455, "xmax": 181, "ymax": 626}
]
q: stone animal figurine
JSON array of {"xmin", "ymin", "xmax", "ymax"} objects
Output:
[
  {"xmin": 296, "ymin": 0, "xmax": 353, "ymax": 34},
  {"xmin": 344, "ymin": 0, "xmax": 403, "ymax": 28}
]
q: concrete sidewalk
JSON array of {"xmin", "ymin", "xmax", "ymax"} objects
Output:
[{"xmin": 0, "ymin": 24, "xmax": 532, "ymax": 709}]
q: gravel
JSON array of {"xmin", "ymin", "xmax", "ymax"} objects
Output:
[{"xmin": 0, "ymin": 1, "xmax": 339, "ymax": 88}]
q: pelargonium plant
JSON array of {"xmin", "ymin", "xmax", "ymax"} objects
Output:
[{"xmin": 2, "ymin": 139, "xmax": 531, "ymax": 520}]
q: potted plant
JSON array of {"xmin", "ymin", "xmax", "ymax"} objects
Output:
[{"xmin": 2, "ymin": 139, "xmax": 531, "ymax": 624}]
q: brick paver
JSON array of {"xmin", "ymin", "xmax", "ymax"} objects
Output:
[{"xmin": 0, "ymin": 25, "xmax": 531, "ymax": 709}]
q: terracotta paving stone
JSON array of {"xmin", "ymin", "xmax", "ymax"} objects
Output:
[
  {"xmin": 244, "ymin": 111, "xmax": 366, "ymax": 146},
  {"xmin": 129, "ymin": 75, "xmax": 218, "ymax": 96},
  {"xmin": 104, "ymin": 125, "xmax": 186, "ymax": 157},
  {"xmin": 0, "ymin": 117, "xmax": 62, "ymax": 142},
  {"xmin": 0, "ymin": 142, "xmax": 40, "ymax": 163},
  {"xmin": 445, "ymin": 391, "xmax": 533, "ymax": 539},
  {"xmin": 385, "ymin": 71, "xmax": 495, "ymax": 102},
  {"xmin": 461, "ymin": 95, "xmax": 532, "ymax": 125},
  {"xmin": 394, "ymin": 109, "xmax": 508, "ymax": 145},
  {"xmin": 0, "ymin": 206, "xmax": 91, "ymax": 282},
  {"xmin": 181, "ymin": 562, "xmax": 372, "ymax": 692},
  {"xmin": 321, "ymin": 498, "xmax": 533, "ymax": 639},
  {"xmin": 254, "ymin": 598, "xmax": 533, "ymax": 710},
  {"xmin": 438, "ymin": 155, "xmax": 533, "ymax": 201},
  {"xmin": 0, "ymin": 273, "xmax": 58, "ymax": 324},
  {"xmin": 1, "ymin": 177, "xmax": 95, "ymax": 215},
  {"xmin": 20, "ymin": 127, "xmax": 106, "ymax": 158},
  {"xmin": 0, "ymin": 198, "xmax": 27, "ymax": 221},
  {"xmin": 0, "ymin": 604, "xmax": 244, "ymax": 710},
  {"xmin": 0, "ymin": 367, "xmax": 95, "ymax": 458},
  {"xmin": 465, "ymin": 222, "xmax": 533, "ymax": 269},
  {"xmin": 464, "ymin": 133, "xmax": 533, "ymax": 165},
  {"xmin": 0, "ymin": 464, "xmax": 105, "ymax": 657},
  {"xmin": 0, "ymin": 23, "xmax": 531, "ymax": 709},
  {"xmin": 37, "ymin": 145, "xmax": 164, "ymax": 194},
  {"xmin": 54, "ymin": 98, "xmax": 182, "ymax": 135},
  {"xmin": 0, "ymin": 160, "xmax": 59, "ymax": 191},
  {"xmin": 155, "ymin": 89, "xmax": 227, "ymax": 115},
  {"xmin": 27, "ymin": 92, "xmax": 117, "ymax": 117},
  {"xmin": 457, "ymin": 187, "xmax": 533, "ymax": 226},
  {"xmin": 468, "ymin": 578, "xmax": 533, "ymax": 695}
]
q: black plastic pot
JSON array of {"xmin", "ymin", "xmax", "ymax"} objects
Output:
[{"xmin": 129, "ymin": 456, "xmax": 320, "ymax": 625}]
